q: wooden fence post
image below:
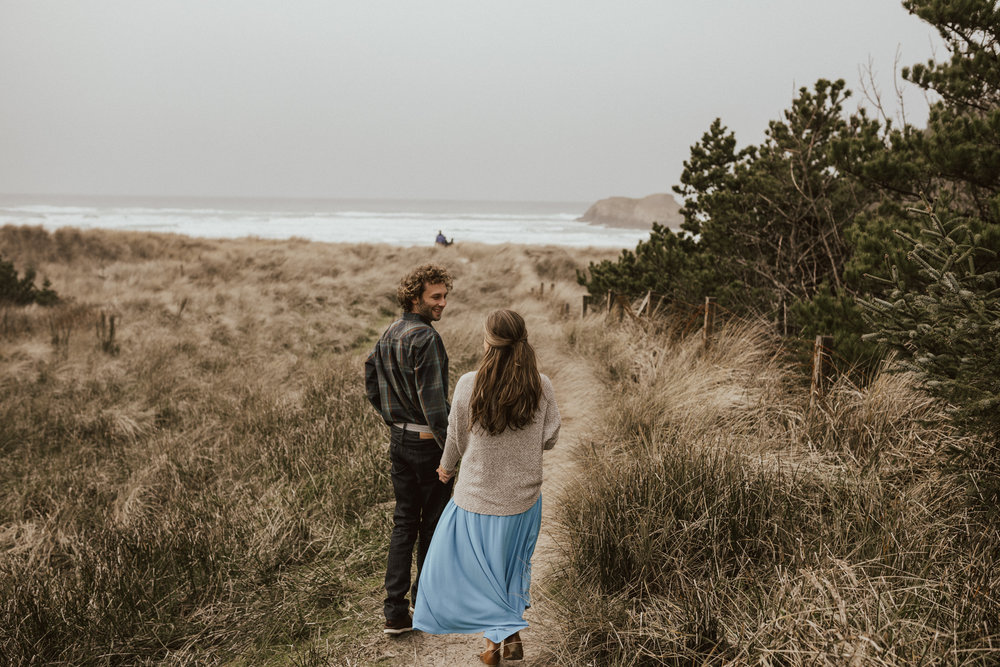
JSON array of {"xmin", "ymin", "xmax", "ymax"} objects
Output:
[
  {"xmin": 703, "ymin": 297, "xmax": 716, "ymax": 347},
  {"xmin": 810, "ymin": 335, "xmax": 834, "ymax": 406},
  {"xmin": 616, "ymin": 294, "xmax": 635, "ymax": 320},
  {"xmin": 610, "ymin": 293, "xmax": 624, "ymax": 321},
  {"xmin": 635, "ymin": 290, "xmax": 651, "ymax": 317},
  {"xmin": 651, "ymin": 294, "xmax": 665, "ymax": 318},
  {"xmin": 96, "ymin": 309, "xmax": 120, "ymax": 355},
  {"xmin": 539, "ymin": 282, "xmax": 544, "ymax": 296},
  {"xmin": 582, "ymin": 294, "xmax": 591, "ymax": 316}
]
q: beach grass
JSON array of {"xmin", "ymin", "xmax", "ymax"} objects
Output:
[
  {"xmin": 546, "ymin": 316, "xmax": 998, "ymax": 665},
  {"xmin": 0, "ymin": 225, "xmax": 608, "ymax": 664},
  {"xmin": 3, "ymin": 224, "xmax": 996, "ymax": 664}
]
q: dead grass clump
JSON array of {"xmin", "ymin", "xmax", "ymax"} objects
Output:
[
  {"xmin": 0, "ymin": 357, "xmax": 393, "ymax": 664},
  {"xmin": 803, "ymin": 369, "xmax": 948, "ymax": 463},
  {"xmin": 550, "ymin": 315, "xmax": 999, "ymax": 665},
  {"xmin": 0, "ymin": 302, "xmax": 95, "ymax": 345},
  {"xmin": 524, "ymin": 246, "xmax": 602, "ymax": 282},
  {"xmin": 0, "ymin": 224, "xmax": 211, "ymax": 267}
]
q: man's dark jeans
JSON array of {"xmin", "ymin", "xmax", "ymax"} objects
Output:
[{"xmin": 384, "ymin": 425, "xmax": 453, "ymax": 622}]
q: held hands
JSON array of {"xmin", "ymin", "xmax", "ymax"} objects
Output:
[{"xmin": 436, "ymin": 466, "xmax": 455, "ymax": 483}]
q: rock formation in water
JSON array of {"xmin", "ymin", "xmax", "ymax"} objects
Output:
[{"xmin": 578, "ymin": 193, "xmax": 682, "ymax": 229}]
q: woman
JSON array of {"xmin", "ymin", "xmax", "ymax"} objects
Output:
[{"xmin": 413, "ymin": 309, "xmax": 560, "ymax": 664}]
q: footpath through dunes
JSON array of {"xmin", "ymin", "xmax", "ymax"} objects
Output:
[
  {"xmin": 382, "ymin": 293, "xmax": 604, "ymax": 666},
  {"xmin": 0, "ymin": 226, "xmax": 620, "ymax": 665}
]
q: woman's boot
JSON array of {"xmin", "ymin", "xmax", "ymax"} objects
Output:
[
  {"xmin": 479, "ymin": 637, "xmax": 501, "ymax": 665},
  {"xmin": 502, "ymin": 631, "xmax": 524, "ymax": 660}
]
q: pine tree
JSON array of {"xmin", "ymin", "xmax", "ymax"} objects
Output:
[
  {"xmin": 860, "ymin": 208, "xmax": 1000, "ymax": 441},
  {"xmin": 851, "ymin": 0, "xmax": 1000, "ymax": 446},
  {"xmin": 846, "ymin": 0, "xmax": 1000, "ymax": 279},
  {"xmin": 579, "ymin": 80, "xmax": 878, "ymax": 328}
]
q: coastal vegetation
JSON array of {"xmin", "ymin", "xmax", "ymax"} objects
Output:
[
  {"xmin": 549, "ymin": 316, "xmax": 996, "ymax": 664},
  {"xmin": 565, "ymin": 0, "xmax": 999, "ymax": 662},
  {"xmin": 2, "ymin": 222, "xmax": 994, "ymax": 664},
  {"xmin": 0, "ymin": 225, "xmax": 609, "ymax": 664},
  {"xmin": 579, "ymin": 0, "xmax": 1000, "ymax": 421},
  {"xmin": 0, "ymin": 226, "xmax": 397, "ymax": 664}
]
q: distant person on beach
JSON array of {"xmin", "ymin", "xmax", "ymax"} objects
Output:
[
  {"xmin": 435, "ymin": 230, "xmax": 453, "ymax": 246},
  {"xmin": 365, "ymin": 264, "xmax": 455, "ymax": 636},
  {"xmin": 413, "ymin": 309, "xmax": 560, "ymax": 665}
]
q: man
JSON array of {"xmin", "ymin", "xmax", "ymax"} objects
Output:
[
  {"xmin": 365, "ymin": 263, "xmax": 454, "ymax": 635},
  {"xmin": 435, "ymin": 230, "xmax": 453, "ymax": 247}
]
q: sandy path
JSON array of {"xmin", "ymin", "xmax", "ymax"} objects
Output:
[{"xmin": 379, "ymin": 323, "xmax": 596, "ymax": 666}]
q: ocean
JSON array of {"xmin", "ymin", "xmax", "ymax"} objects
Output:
[{"xmin": 0, "ymin": 195, "xmax": 651, "ymax": 248}]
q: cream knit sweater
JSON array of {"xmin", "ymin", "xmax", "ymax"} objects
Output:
[{"xmin": 441, "ymin": 371, "xmax": 560, "ymax": 516}]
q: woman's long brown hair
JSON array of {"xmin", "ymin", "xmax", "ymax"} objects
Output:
[{"xmin": 469, "ymin": 309, "xmax": 542, "ymax": 435}]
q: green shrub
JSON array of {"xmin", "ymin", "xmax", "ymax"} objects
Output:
[
  {"xmin": 788, "ymin": 285, "xmax": 884, "ymax": 380},
  {"xmin": 0, "ymin": 253, "xmax": 59, "ymax": 306}
]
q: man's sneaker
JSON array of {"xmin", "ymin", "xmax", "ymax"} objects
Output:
[{"xmin": 384, "ymin": 615, "xmax": 413, "ymax": 635}]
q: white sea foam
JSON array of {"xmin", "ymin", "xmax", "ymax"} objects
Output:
[{"xmin": 0, "ymin": 198, "xmax": 651, "ymax": 248}]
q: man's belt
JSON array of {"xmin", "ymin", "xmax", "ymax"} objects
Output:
[{"xmin": 393, "ymin": 422, "xmax": 435, "ymax": 439}]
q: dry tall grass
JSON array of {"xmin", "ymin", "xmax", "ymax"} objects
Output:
[
  {"xmin": 0, "ymin": 225, "xmax": 610, "ymax": 665},
  {"xmin": 548, "ymin": 316, "xmax": 998, "ymax": 665},
  {"xmin": 9, "ymin": 223, "xmax": 993, "ymax": 665}
]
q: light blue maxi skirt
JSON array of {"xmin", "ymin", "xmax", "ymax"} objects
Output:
[{"xmin": 413, "ymin": 495, "xmax": 542, "ymax": 644}]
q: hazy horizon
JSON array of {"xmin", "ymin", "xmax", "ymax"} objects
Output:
[
  {"xmin": 1, "ymin": 1, "xmax": 943, "ymax": 203},
  {"xmin": 0, "ymin": 192, "xmax": 649, "ymax": 248},
  {"xmin": 0, "ymin": 192, "xmax": 593, "ymax": 212}
]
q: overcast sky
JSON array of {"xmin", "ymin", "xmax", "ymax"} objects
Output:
[{"xmin": 0, "ymin": 1, "xmax": 943, "ymax": 203}]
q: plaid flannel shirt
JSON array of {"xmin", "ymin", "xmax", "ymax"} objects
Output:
[{"xmin": 365, "ymin": 312, "xmax": 449, "ymax": 448}]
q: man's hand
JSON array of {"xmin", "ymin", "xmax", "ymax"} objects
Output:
[{"xmin": 436, "ymin": 466, "xmax": 455, "ymax": 483}]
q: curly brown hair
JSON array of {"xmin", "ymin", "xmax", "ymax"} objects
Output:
[{"xmin": 397, "ymin": 264, "xmax": 454, "ymax": 312}]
